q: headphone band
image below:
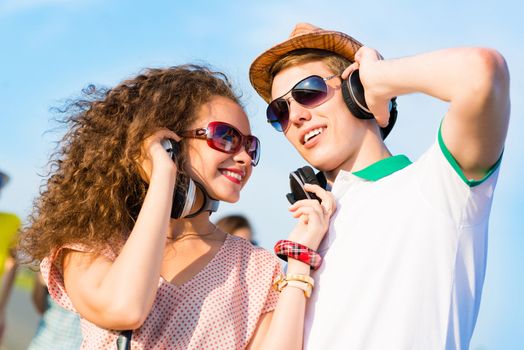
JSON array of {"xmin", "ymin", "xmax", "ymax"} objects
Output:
[
  {"xmin": 183, "ymin": 181, "xmax": 219, "ymax": 218},
  {"xmin": 180, "ymin": 179, "xmax": 196, "ymax": 218}
]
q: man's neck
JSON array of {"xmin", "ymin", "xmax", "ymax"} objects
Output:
[{"xmin": 325, "ymin": 136, "xmax": 391, "ymax": 184}]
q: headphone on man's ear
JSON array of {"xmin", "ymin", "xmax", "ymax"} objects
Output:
[
  {"xmin": 161, "ymin": 139, "xmax": 219, "ymax": 219},
  {"xmin": 341, "ymin": 70, "xmax": 398, "ymax": 139}
]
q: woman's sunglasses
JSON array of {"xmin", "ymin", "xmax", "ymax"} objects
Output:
[
  {"xmin": 180, "ymin": 121, "xmax": 261, "ymax": 166},
  {"xmin": 267, "ymin": 74, "xmax": 338, "ymax": 132}
]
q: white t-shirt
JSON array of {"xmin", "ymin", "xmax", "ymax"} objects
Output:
[{"xmin": 304, "ymin": 133, "xmax": 501, "ymax": 350}]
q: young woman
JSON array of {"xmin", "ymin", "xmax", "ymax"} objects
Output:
[{"xmin": 19, "ymin": 65, "xmax": 335, "ymax": 349}]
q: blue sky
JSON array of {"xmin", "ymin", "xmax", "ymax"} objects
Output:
[{"xmin": 1, "ymin": 0, "xmax": 522, "ymax": 348}]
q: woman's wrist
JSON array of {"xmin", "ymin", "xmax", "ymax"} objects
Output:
[
  {"xmin": 274, "ymin": 240, "xmax": 323, "ymax": 271},
  {"xmin": 273, "ymin": 272, "xmax": 315, "ymax": 298},
  {"xmin": 287, "ymin": 227, "xmax": 321, "ymax": 251},
  {"xmin": 149, "ymin": 163, "xmax": 176, "ymax": 185},
  {"xmin": 286, "ymin": 258, "xmax": 310, "ymax": 275}
]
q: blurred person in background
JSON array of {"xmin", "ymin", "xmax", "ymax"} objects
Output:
[
  {"xmin": 0, "ymin": 170, "xmax": 21, "ymax": 346},
  {"xmin": 27, "ymin": 272, "xmax": 82, "ymax": 349},
  {"xmin": 216, "ymin": 214, "xmax": 258, "ymax": 245}
]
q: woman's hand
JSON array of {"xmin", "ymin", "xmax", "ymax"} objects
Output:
[
  {"xmin": 287, "ymin": 184, "xmax": 336, "ymax": 251},
  {"xmin": 138, "ymin": 129, "xmax": 181, "ymax": 183}
]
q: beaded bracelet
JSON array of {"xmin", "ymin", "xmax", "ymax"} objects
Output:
[{"xmin": 274, "ymin": 239, "xmax": 322, "ymax": 270}]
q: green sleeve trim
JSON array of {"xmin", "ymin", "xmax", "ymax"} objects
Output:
[{"xmin": 438, "ymin": 125, "xmax": 503, "ymax": 187}]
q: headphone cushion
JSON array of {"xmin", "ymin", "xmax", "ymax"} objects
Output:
[
  {"xmin": 342, "ymin": 72, "xmax": 374, "ymax": 120},
  {"xmin": 171, "ymin": 173, "xmax": 190, "ymax": 219},
  {"xmin": 297, "ymin": 166, "xmax": 321, "ymax": 186},
  {"xmin": 341, "ymin": 70, "xmax": 398, "ymax": 139}
]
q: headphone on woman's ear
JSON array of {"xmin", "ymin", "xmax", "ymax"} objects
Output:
[
  {"xmin": 171, "ymin": 173, "xmax": 219, "ymax": 219},
  {"xmin": 161, "ymin": 139, "xmax": 219, "ymax": 219},
  {"xmin": 341, "ymin": 69, "xmax": 398, "ymax": 139}
]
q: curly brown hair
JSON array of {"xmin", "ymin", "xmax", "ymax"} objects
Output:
[{"xmin": 19, "ymin": 64, "xmax": 241, "ymax": 266}]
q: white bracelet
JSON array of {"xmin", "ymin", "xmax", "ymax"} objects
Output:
[
  {"xmin": 285, "ymin": 280, "xmax": 313, "ymax": 298},
  {"xmin": 272, "ymin": 274, "xmax": 313, "ymax": 298}
]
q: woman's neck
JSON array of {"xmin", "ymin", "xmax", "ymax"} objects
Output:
[{"xmin": 168, "ymin": 214, "xmax": 221, "ymax": 241}]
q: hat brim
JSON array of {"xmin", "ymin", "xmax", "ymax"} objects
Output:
[{"xmin": 249, "ymin": 30, "xmax": 363, "ymax": 103}]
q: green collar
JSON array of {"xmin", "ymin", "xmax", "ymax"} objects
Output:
[{"xmin": 352, "ymin": 155, "xmax": 412, "ymax": 181}]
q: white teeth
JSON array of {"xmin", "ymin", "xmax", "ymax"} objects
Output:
[
  {"xmin": 304, "ymin": 128, "xmax": 324, "ymax": 143},
  {"xmin": 223, "ymin": 170, "xmax": 242, "ymax": 181}
]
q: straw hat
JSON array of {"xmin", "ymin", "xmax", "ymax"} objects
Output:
[{"xmin": 249, "ymin": 23, "xmax": 363, "ymax": 103}]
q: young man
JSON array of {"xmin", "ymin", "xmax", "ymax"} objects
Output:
[{"xmin": 249, "ymin": 23, "xmax": 510, "ymax": 349}]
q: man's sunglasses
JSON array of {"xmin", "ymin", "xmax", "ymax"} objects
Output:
[
  {"xmin": 180, "ymin": 121, "xmax": 261, "ymax": 166},
  {"xmin": 267, "ymin": 74, "xmax": 338, "ymax": 132}
]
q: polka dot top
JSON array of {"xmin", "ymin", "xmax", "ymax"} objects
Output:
[{"xmin": 40, "ymin": 234, "xmax": 282, "ymax": 349}]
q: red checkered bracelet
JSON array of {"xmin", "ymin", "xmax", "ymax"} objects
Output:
[{"xmin": 274, "ymin": 239, "xmax": 322, "ymax": 270}]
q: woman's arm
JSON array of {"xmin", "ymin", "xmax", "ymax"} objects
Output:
[
  {"xmin": 249, "ymin": 184, "xmax": 335, "ymax": 350},
  {"xmin": 62, "ymin": 129, "xmax": 180, "ymax": 330}
]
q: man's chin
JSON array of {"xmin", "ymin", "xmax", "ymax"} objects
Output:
[{"xmin": 301, "ymin": 155, "xmax": 337, "ymax": 172}]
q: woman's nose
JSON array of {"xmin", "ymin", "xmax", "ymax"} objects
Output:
[{"xmin": 233, "ymin": 146, "xmax": 252, "ymax": 166}]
